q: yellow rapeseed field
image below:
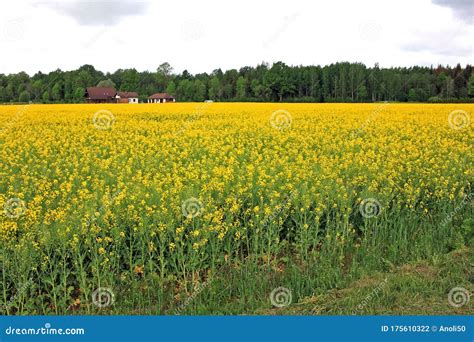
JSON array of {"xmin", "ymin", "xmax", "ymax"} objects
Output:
[{"xmin": 0, "ymin": 103, "xmax": 472, "ymax": 314}]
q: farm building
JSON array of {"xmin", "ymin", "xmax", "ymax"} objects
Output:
[
  {"xmin": 148, "ymin": 93, "xmax": 175, "ymax": 103},
  {"xmin": 84, "ymin": 87, "xmax": 117, "ymax": 103},
  {"xmin": 116, "ymin": 91, "xmax": 139, "ymax": 103}
]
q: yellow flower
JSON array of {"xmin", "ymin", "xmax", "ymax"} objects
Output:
[
  {"xmin": 134, "ymin": 265, "xmax": 144, "ymax": 277},
  {"xmin": 1, "ymin": 102, "xmax": 471, "ymax": 294}
]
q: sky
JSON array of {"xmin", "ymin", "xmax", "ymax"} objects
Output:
[{"xmin": 0, "ymin": 0, "xmax": 472, "ymax": 75}]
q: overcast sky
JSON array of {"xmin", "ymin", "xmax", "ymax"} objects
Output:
[{"xmin": 0, "ymin": 0, "xmax": 472, "ymax": 75}]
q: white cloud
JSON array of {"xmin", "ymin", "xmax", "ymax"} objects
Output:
[
  {"xmin": 39, "ymin": 0, "xmax": 149, "ymax": 26},
  {"xmin": 432, "ymin": 0, "xmax": 473, "ymax": 24},
  {"xmin": 0, "ymin": 0, "xmax": 472, "ymax": 75},
  {"xmin": 401, "ymin": 29, "xmax": 471, "ymax": 56}
]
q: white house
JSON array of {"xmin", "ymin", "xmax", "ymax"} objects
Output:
[
  {"xmin": 116, "ymin": 92, "xmax": 139, "ymax": 104},
  {"xmin": 147, "ymin": 93, "xmax": 176, "ymax": 103}
]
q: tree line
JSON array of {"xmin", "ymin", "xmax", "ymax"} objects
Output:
[{"xmin": 1, "ymin": 62, "xmax": 473, "ymax": 103}]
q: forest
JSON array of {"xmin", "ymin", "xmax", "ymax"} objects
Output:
[{"xmin": 1, "ymin": 62, "xmax": 473, "ymax": 103}]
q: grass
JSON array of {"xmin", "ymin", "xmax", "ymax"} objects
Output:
[
  {"xmin": 261, "ymin": 247, "xmax": 473, "ymax": 315},
  {"xmin": 2, "ymin": 200, "xmax": 472, "ymax": 315},
  {"xmin": 173, "ymin": 218, "xmax": 473, "ymax": 315},
  {"xmin": 7, "ymin": 215, "xmax": 468, "ymax": 316}
]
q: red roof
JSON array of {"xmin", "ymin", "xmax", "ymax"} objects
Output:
[
  {"xmin": 148, "ymin": 93, "xmax": 174, "ymax": 99},
  {"xmin": 85, "ymin": 87, "xmax": 116, "ymax": 100},
  {"xmin": 117, "ymin": 91, "xmax": 139, "ymax": 98}
]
